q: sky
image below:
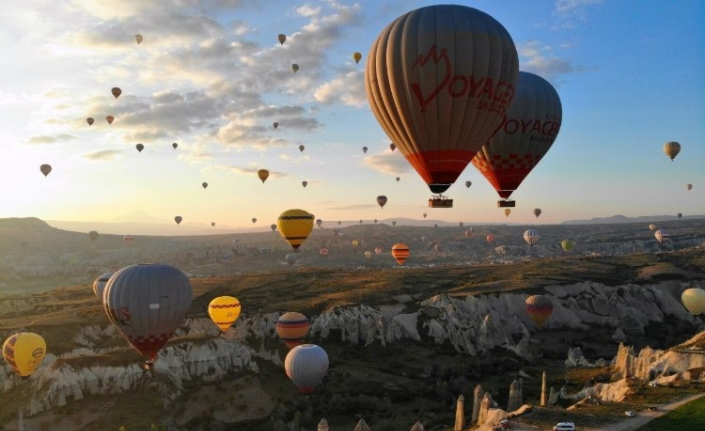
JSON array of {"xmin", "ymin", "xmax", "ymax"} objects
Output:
[{"xmin": 0, "ymin": 0, "xmax": 703, "ymax": 232}]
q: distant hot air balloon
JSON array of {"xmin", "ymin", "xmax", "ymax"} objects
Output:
[
  {"xmin": 88, "ymin": 230, "xmax": 99, "ymax": 241},
  {"xmin": 251, "ymin": 218, "xmax": 257, "ymax": 224},
  {"xmin": 364, "ymin": 250, "xmax": 373, "ymax": 259},
  {"xmin": 421, "ymin": 235, "xmax": 429, "ymax": 242},
  {"xmin": 103, "ymin": 264, "xmax": 192, "ymax": 368},
  {"xmin": 648, "ymin": 224, "xmax": 657, "ymax": 231},
  {"xmin": 286, "ymin": 253, "xmax": 297, "ymax": 265},
  {"xmin": 390, "ymin": 143, "xmax": 396, "ymax": 152},
  {"xmin": 106, "ymin": 115, "xmax": 114, "ymax": 125},
  {"xmin": 486, "ymin": 235, "xmax": 495, "ymax": 244},
  {"xmin": 374, "ymin": 219, "xmax": 378, "ymax": 224},
  {"xmin": 316, "ymin": 219, "xmax": 323, "ymax": 228},
  {"xmin": 136, "ymin": 143, "xmax": 144, "ymax": 153},
  {"xmin": 465, "ymin": 181, "xmax": 472, "ymax": 188},
  {"xmin": 202, "ymin": 182, "xmax": 208, "ymax": 189},
  {"xmin": 93, "ymin": 271, "xmax": 112, "ymax": 300},
  {"xmin": 276, "ymin": 312, "xmax": 310, "ymax": 349},
  {"xmin": 434, "ymin": 243, "xmax": 443, "ymax": 253},
  {"xmin": 458, "ymin": 221, "xmax": 464, "ymax": 227},
  {"xmin": 123, "ymin": 235, "xmax": 134, "ymax": 243},
  {"xmin": 3, "ymin": 332, "xmax": 47, "ymax": 377},
  {"xmin": 681, "ymin": 288, "xmax": 705, "ymax": 315},
  {"xmin": 172, "ymin": 143, "xmax": 178, "ymax": 149},
  {"xmin": 678, "ymin": 213, "xmax": 683, "ymax": 219},
  {"xmin": 337, "ymin": 221, "xmax": 342, "ymax": 225},
  {"xmin": 465, "ymin": 229, "xmax": 473, "ymax": 238},
  {"xmin": 40, "ymin": 164, "xmax": 52, "ymax": 177},
  {"xmin": 655, "ymin": 229, "xmax": 667, "ymax": 244},
  {"xmin": 353, "ymin": 52, "xmax": 362, "ymax": 64},
  {"xmin": 423, "ymin": 213, "xmax": 427, "ymax": 219},
  {"xmin": 273, "ymin": 122, "xmax": 279, "ymax": 129},
  {"xmin": 135, "ymin": 34, "xmax": 143, "ymax": 44},
  {"xmin": 686, "ymin": 183, "xmax": 692, "ymax": 191},
  {"xmin": 377, "ymin": 195, "xmax": 388, "ymax": 208},
  {"xmin": 111, "ymin": 87, "xmax": 122, "ymax": 99},
  {"xmin": 392, "ymin": 220, "xmax": 397, "ymax": 226},
  {"xmin": 208, "ymin": 296, "xmax": 241, "ymax": 332},
  {"xmin": 291, "ymin": 64, "xmax": 299, "ymax": 73},
  {"xmin": 359, "ymin": 220, "xmax": 363, "ymax": 225},
  {"xmin": 374, "ymin": 247, "xmax": 383, "ymax": 255},
  {"xmin": 285, "ymin": 344, "xmax": 329, "ymax": 394},
  {"xmin": 534, "ymin": 208, "xmax": 542, "ymax": 218},
  {"xmin": 86, "ymin": 117, "xmax": 94, "ymax": 126},
  {"xmin": 504, "ymin": 208, "xmax": 511, "ymax": 217},
  {"xmin": 391, "ymin": 243, "xmax": 409, "ymax": 265},
  {"xmin": 560, "ymin": 239, "xmax": 574, "ymax": 252},
  {"xmin": 319, "ymin": 248, "xmax": 329, "ymax": 256},
  {"xmin": 362, "ymin": 146, "xmax": 368, "ymax": 154},
  {"xmin": 174, "ymin": 216, "xmax": 182, "ymax": 225},
  {"xmin": 523, "ymin": 229, "xmax": 540, "ymax": 247},
  {"xmin": 525, "ymin": 295, "xmax": 553, "ymax": 328},
  {"xmin": 270, "ymin": 223, "xmax": 277, "ymax": 232},
  {"xmin": 366, "ymin": 5, "xmax": 519, "ymax": 200},
  {"xmin": 473, "ymin": 71, "xmax": 561, "ymax": 207},
  {"xmin": 278, "ymin": 209, "xmax": 314, "ymax": 250},
  {"xmin": 396, "ymin": 177, "xmax": 400, "ymax": 182},
  {"xmin": 352, "ymin": 240, "xmax": 359, "ymax": 247},
  {"xmin": 258, "ymin": 169, "xmax": 270, "ymax": 183},
  {"xmin": 299, "ymin": 145, "xmax": 305, "ymax": 152},
  {"xmin": 302, "ymin": 181, "xmax": 308, "ymax": 188},
  {"xmin": 663, "ymin": 141, "xmax": 681, "ymax": 161},
  {"xmin": 211, "ymin": 222, "xmax": 215, "ymax": 227},
  {"xmin": 278, "ymin": 34, "xmax": 286, "ymax": 45}
]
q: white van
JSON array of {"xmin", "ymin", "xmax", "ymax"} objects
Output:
[{"xmin": 553, "ymin": 423, "xmax": 576, "ymax": 431}]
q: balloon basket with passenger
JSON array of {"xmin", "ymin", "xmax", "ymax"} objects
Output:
[
  {"xmin": 497, "ymin": 200, "xmax": 515, "ymax": 208},
  {"xmin": 428, "ymin": 195, "xmax": 453, "ymax": 208}
]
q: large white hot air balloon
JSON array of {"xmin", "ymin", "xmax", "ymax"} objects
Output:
[
  {"xmin": 523, "ymin": 229, "xmax": 540, "ymax": 247},
  {"xmin": 284, "ymin": 344, "xmax": 329, "ymax": 394}
]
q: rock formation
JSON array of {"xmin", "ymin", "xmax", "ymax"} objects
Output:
[
  {"xmin": 541, "ymin": 371, "xmax": 547, "ymax": 406},
  {"xmin": 477, "ymin": 392, "xmax": 497, "ymax": 425},
  {"xmin": 472, "ymin": 384, "xmax": 485, "ymax": 424},
  {"xmin": 454, "ymin": 394, "xmax": 464, "ymax": 431},
  {"xmin": 506, "ymin": 379, "xmax": 523, "ymax": 412}
]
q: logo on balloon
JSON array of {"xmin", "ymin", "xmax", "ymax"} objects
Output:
[
  {"xmin": 500, "ymin": 118, "xmax": 560, "ymax": 143},
  {"xmin": 410, "ymin": 45, "xmax": 515, "ymax": 115},
  {"xmin": 32, "ymin": 348, "xmax": 44, "ymax": 358}
]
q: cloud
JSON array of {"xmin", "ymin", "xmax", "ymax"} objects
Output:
[
  {"xmin": 314, "ymin": 70, "xmax": 366, "ymax": 107},
  {"xmin": 362, "ymin": 152, "xmax": 411, "ymax": 176},
  {"xmin": 81, "ymin": 149, "xmax": 122, "ymax": 160},
  {"xmin": 519, "ymin": 41, "xmax": 583, "ymax": 82},
  {"xmin": 206, "ymin": 165, "xmax": 288, "ymax": 179},
  {"xmin": 26, "ymin": 134, "xmax": 78, "ymax": 144},
  {"xmin": 553, "ymin": 0, "xmax": 602, "ymax": 28},
  {"xmin": 297, "ymin": 5, "xmax": 322, "ymax": 17}
]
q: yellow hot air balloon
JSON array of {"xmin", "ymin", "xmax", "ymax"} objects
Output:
[
  {"xmin": 291, "ymin": 63, "xmax": 299, "ymax": 73},
  {"xmin": 278, "ymin": 34, "xmax": 286, "ymax": 45},
  {"xmin": 3, "ymin": 332, "xmax": 47, "ymax": 377},
  {"xmin": 353, "ymin": 52, "xmax": 362, "ymax": 64},
  {"xmin": 258, "ymin": 169, "xmax": 269, "ymax": 183},
  {"xmin": 364, "ymin": 251, "xmax": 373, "ymax": 259},
  {"xmin": 135, "ymin": 34, "xmax": 143, "ymax": 44},
  {"xmin": 208, "ymin": 296, "xmax": 241, "ymax": 332},
  {"xmin": 663, "ymin": 141, "xmax": 681, "ymax": 161},
  {"xmin": 561, "ymin": 239, "xmax": 574, "ymax": 252},
  {"xmin": 278, "ymin": 209, "xmax": 314, "ymax": 250},
  {"xmin": 391, "ymin": 243, "xmax": 409, "ymax": 265},
  {"xmin": 352, "ymin": 240, "xmax": 359, "ymax": 247},
  {"xmin": 504, "ymin": 208, "xmax": 511, "ymax": 217},
  {"xmin": 682, "ymin": 288, "xmax": 705, "ymax": 315}
]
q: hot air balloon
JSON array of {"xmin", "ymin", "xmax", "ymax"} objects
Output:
[
  {"xmin": 106, "ymin": 115, "xmax": 114, "ymax": 125},
  {"xmin": 472, "ymin": 72, "xmax": 561, "ymax": 208},
  {"xmin": 103, "ymin": 264, "xmax": 192, "ymax": 368},
  {"xmin": 273, "ymin": 122, "xmax": 279, "ymax": 129},
  {"xmin": 375, "ymin": 247, "xmax": 383, "ymax": 255},
  {"xmin": 525, "ymin": 295, "xmax": 553, "ymax": 328},
  {"xmin": 421, "ymin": 235, "xmax": 429, "ymax": 242},
  {"xmin": 534, "ymin": 208, "xmax": 542, "ymax": 218},
  {"xmin": 278, "ymin": 209, "xmax": 314, "ymax": 250},
  {"xmin": 392, "ymin": 220, "xmax": 397, "ymax": 226},
  {"xmin": 87, "ymin": 117, "xmax": 94, "ymax": 126},
  {"xmin": 89, "ymin": 230, "xmax": 99, "ymax": 241},
  {"xmin": 648, "ymin": 224, "xmax": 657, "ymax": 231},
  {"xmin": 352, "ymin": 240, "xmax": 360, "ymax": 247},
  {"xmin": 285, "ymin": 344, "xmax": 329, "ymax": 394},
  {"xmin": 40, "ymin": 164, "xmax": 52, "ymax": 177},
  {"xmin": 458, "ymin": 221, "xmax": 464, "ymax": 227},
  {"xmin": 364, "ymin": 250, "xmax": 373, "ymax": 259},
  {"xmin": 434, "ymin": 243, "xmax": 443, "ymax": 253},
  {"xmin": 390, "ymin": 143, "xmax": 396, "ymax": 152},
  {"xmin": 377, "ymin": 195, "xmax": 388, "ymax": 208},
  {"xmin": 174, "ymin": 216, "xmax": 182, "ymax": 225},
  {"xmin": 319, "ymin": 248, "xmax": 329, "ymax": 256},
  {"xmin": 465, "ymin": 181, "xmax": 472, "ymax": 188},
  {"xmin": 504, "ymin": 208, "xmax": 511, "ymax": 217},
  {"xmin": 423, "ymin": 213, "xmax": 427, "ymax": 219},
  {"xmin": 663, "ymin": 141, "xmax": 681, "ymax": 161},
  {"xmin": 366, "ymin": 5, "xmax": 519, "ymax": 207},
  {"xmin": 678, "ymin": 213, "xmax": 683, "ymax": 219},
  {"xmin": 135, "ymin": 34, "xmax": 143, "ymax": 44},
  {"xmin": 276, "ymin": 312, "xmax": 310, "ymax": 349},
  {"xmin": 251, "ymin": 218, "xmax": 257, "ymax": 224},
  {"xmin": 316, "ymin": 219, "xmax": 323, "ymax": 228},
  {"xmin": 686, "ymin": 184, "xmax": 692, "ymax": 191},
  {"xmin": 486, "ymin": 235, "xmax": 495, "ymax": 244},
  {"xmin": 465, "ymin": 229, "xmax": 473, "ymax": 238},
  {"xmin": 208, "ymin": 296, "xmax": 241, "ymax": 332},
  {"xmin": 111, "ymin": 87, "xmax": 122, "ymax": 99},
  {"xmin": 286, "ymin": 253, "xmax": 298, "ymax": 266},
  {"xmin": 299, "ymin": 145, "xmax": 305, "ymax": 152},
  {"xmin": 258, "ymin": 169, "xmax": 269, "ymax": 183},
  {"xmin": 374, "ymin": 219, "xmax": 378, "ymax": 224},
  {"xmin": 93, "ymin": 272, "xmax": 112, "ymax": 300},
  {"xmin": 396, "ymin": 177, "xmax": 400, "ymax": 182},
  {"xmin": 560, "ymin": 239, "xmax": 574, "ymax": 252},
  {"xmin": 278, "ymin": 34, "xmax": 286, "ymax": 45},
  {"xmin": 655, "ymin": 229, "xmax": 667, "ymax": 244},
  {"xmin": 136, "ymin": 143, "xmax": 144, "ymax": 153},
  {"xmin": 202, "ymin": 182, "xmax": 208, "ymax": 189},
  {"xmin": 3, "ymin": 332, "xmax": 47, "ymax": 377},
  {"xmin": 172, "ymin": 143, "xmax": 178, "ymax": 149},
  {"xmin": 391, "ymin": 243, "xmax": 409, "ymax": 265},
  {"xmin": 211, "ymin": 222, "xmax": 215, "ymax": 227},
  {"xmin": 353, "ymin": 52, "xmax": 362, "ymax": 64},
  {"xmin": 291, "ymin": 64, "xmax": 299, "ymax": 73},
  {"xmin": 681, "ymin": 288, "xmax": 705, "ymax": 315},
  {"xmin": 270, "ymin": 223, "xmax": 277, "ymax": 232},
  {"xmin": 362, "ymin": 146, "xmax": 368, "ymax": 154},
  {"xmin": 123, "ymin": 235, "xmax": 134, "ymax": 243},
  {"xmin": 523, "ymin": 229, "xmax": 540, "ymax": 247}
]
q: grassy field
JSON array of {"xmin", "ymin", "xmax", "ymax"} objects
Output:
[{"xmin": 637, "ymin": 395, "xmax": 705, "ymax": 431}]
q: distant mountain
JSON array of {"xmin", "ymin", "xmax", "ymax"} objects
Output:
[{"xmin": 563, "ymin": 214, "xmax": 704, "ymax": 225}]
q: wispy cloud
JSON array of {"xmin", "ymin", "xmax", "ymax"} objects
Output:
[
  {"xmin": 554, "ymin": 0, "xmax": 602, "ymax": 29},
  {"xmin": 26, "ymin": 134, "xmax": 77, "ymax": 144},
  {"xmin": 81, "ymin": 149, "xmax": 122, "ymax": 160},
  {"xmin": 314, "ymin": 70, "xmax": 366, "ymax": 106},
  {"xmin": 362, "ymin": 152, "xmax": 410, "ymax": 176},
  {"xmin": 519, "ymin": 41, "xmax": 583, "ymax": 82}
]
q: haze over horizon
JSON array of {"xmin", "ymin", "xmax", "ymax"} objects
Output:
[{"xmin": 1, "ymin": 1, "xmax": 703, "ymax": 229}]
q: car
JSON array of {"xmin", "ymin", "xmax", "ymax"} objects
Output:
[
  {"xmin": 625, "ymin": 410, "xmax": 636, "ymax": 417},
  {"xmin": 553, "ymin": 423, "xmax": 575, "ymax": 431}
]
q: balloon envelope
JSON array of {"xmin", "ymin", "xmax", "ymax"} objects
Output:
[
  {"xmin": 174, "ymin": 216, "xmax": 182, "ymax": 225},
  {"xmin": 103, "ymin": 264, "xmax": 192, "ymax": 362},
  {"xmin": 353, "ymin": 52, "xmax": 362, "ymax": 64},
  {"xmin": 302, "ymin": 181, "xmax": 308, "ymax": 188},
  {"xmin": 291, "ymin": 64, "xmax": 299, "ymax": 73},
  {"xmin": 3, "ymin": 332, "xmax": 47, "ymax": 377},
  {"xmin": 525, "ymin": 295, "xmax": 553, "ymax": 328},
  {"xmin": 208, "ymin": 296, "xmax": 241, "ymax": 332},
  {"xmin": 376, "ymin": 195, "xmax": 388, "ymax": 208},
  {"xmin": 270, "ymin": 223, "xmax": 277, "ymax": 232},
  {"xmin": 391, "ymin": 243, "xmax": 409, "ymax": 265},
  {"xmin": 40, "ymin": 164, "xmax": 52, "ymax": 177},
  {"xmin": 285, "ymin": 344, "xmax": 329, "ymax": 394},
  {"xmin": 682, "ymin": 288, "xmax": 705, "ymax": 315},
  {"xmin": 276, "ymin": 312, "xmax": 310, "ymax": 349},
  {"xmin": 319, "ymin": 248, "xmax": 329, "ymax": 256},
  {"xmin": 111, "ymin": 87, "xmax": 122, "ymax": 99},
  {"xmin": 534, "ymin": 208, "xmax": 542, "ymax": 218},
  {"xmin": 172, "ymin": 143, "xmax": 178, "ymax": 149},
  {"xmin": 135, "ymin": 34, "xmax": 143, "ymax": 44},
  {"xmin": 106, "ymin": 115, "xmax": 114, "ymax": 125},
  {"xmin": 473, "ymin": 72, "xmax": 562, "ymax": 200},
  {"xmin": 87, "ymin": 117, "xmax": 94, "ymax": 126},
  {"xmin": 258, "ymin": 169, "xmax": 270, "ymax": 183},
  {"xmin": 89, "ymin": 230, "xmax": 99, "ymax": 241},
  {"xmin": 93, "ymin": 272, "xmax": 113, "ymax": 300},
  {"xmin": 655, "ymin": 229, "xmax": 667, "ymax": 244},
  {"xmin": 286, "ymin": 253, "xmax": 297, "ymax": 266},
  {"xmin": 278, "ymin": 34, "xmax": 286, "ymax": 45},
  {"xmin": 663, "ymin": 141, "xmax": 681, "ymax": 161},
  {"xmin": 560, "ymin": 240, "xmax": 574, "ymax": 252},
  {"xmin": 278, "ymin": 209, "xmax": 314, "ymax": 250},
  {"xmin": 299, "ymin": 145, "xmax": 305, "ymax": 152},
  {"xmin": 316, "ymin": 219, "xmax": 323, "ymax": 228},
  {"xmin": 136, "ymin": 144, "xmax": 144, "ymax": 153},
  {"xmin": 365, "ymin": 4, "xmax": 519, "ymax": 195},
  {"xmin": 523, "ymin": 229, "xmax": 540, "ymax": 246},
  {"xmin": 504, "ymin": 208, "xmax": 511, "ymax": 217},
  {"xmin": 465, "ymin": 181, "xmax": 472, "ymax": 188}
]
